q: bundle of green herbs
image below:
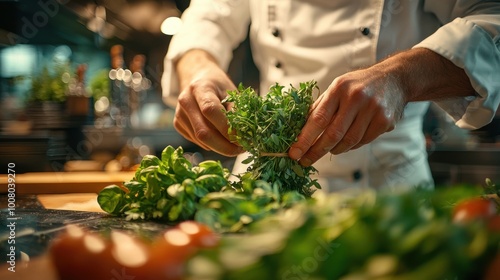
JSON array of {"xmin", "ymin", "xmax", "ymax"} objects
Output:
[{"xmin": 223, "ymin": 81, "xmax": 321, "ymax": 197}]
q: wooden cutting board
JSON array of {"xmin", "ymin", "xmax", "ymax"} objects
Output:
[
  {"xmin": 37, "ymin": 193, "xmax": 104, "ymax": 212},
  {"xmin": 0, "ymin": 171, "xmax": 135, "ymax": 194}
]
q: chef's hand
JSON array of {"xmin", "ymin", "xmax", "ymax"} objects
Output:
[
  {"xmin": 288, "ymin": 65, "xmax": 404, "ymax": 166},
  {"xmin": 174, "ymin": 49, "xmax": 243, "ymax": 156},
  {"xmin": 289, "ymin": 48, "xmax": 475, "ymax": 166}
]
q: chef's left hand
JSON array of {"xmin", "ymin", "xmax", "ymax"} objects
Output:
[{"xmin": 288, "ymin": 64, "xmax": 405, "ymax": 166}]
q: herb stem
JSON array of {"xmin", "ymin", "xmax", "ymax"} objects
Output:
[{"xmin": 259, "ymin": 152, "xmax": 289, "ymax": 157}]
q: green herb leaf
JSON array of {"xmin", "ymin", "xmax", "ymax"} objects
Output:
[{"xmin": 97, "ymin": 185, "xmax": 126, "ymax": 214}]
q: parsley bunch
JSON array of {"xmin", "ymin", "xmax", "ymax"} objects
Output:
[{"xmin": 223, "ymin": 81, "xmax": 321, "ymax": 197}]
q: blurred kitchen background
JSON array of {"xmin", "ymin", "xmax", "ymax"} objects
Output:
[{"xmin": 0, "ymin": 0, "xmax": 498, "ymax": 187}]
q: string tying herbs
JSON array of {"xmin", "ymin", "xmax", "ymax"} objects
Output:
[{"xmin": 223, "ymin": 81, "xmax": 321, "ymax": 197}]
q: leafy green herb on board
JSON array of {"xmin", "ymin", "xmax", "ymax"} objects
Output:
[
  {"xmin": 98, "ymin": 146, "xmax": 230, "ymax": 222},
  {"xmin": 97, "ymin": 145, "xmax": 306, "ymax": 232},
  {"xmin": 223, "ymin": 81, "xmax": 321, "ymax": 197}
]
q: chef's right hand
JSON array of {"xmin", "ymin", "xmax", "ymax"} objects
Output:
[{"xmin": 174, "ymin": 49, "xmax": 243, "ymax": 157}]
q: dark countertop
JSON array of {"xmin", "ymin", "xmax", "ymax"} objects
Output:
[{"xmin": 0, "ymin": 195, "xmax": 171, "ymax": 264}]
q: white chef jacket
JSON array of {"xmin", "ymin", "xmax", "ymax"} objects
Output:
[{"xmin": 162, "ymin": 0, "xmax": 500, "ymax": 191}]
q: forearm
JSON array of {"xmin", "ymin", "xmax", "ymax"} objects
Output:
[{"xmin": 376, "ymin": 48, "xmax": 476, "ymax": 104}]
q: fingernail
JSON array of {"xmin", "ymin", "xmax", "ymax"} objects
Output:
[
  {"xmin": 323, "ymin": 145, "xmax": 334, "ymax": 152},
  {"xmin": 289, "ymin": 147, "xmax": 303, "ymax": 160}
]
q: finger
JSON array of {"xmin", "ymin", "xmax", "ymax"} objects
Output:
[
  {"xmin": 190, "ymin": 80, "xmax": 236, "ymax": 141},
  {"xmin": 182, "ymin": 105, "xmax": 241, "ymax": 156},
  {"xmin": 296, "ymin": 83, "xmax": 370, "ymax": 165},
  {"xmin": 350, "ymin": 109, "xmax": 397, "ymax": 150},
  {"xmin": 329, "ymin": 109, "xmax": 374, "ymax": 154},
  {"xmin": 288, "ymin": 90, "xmax": 339, "ymax": 161},
  {"xmin": 176, "ymin": 89, "xmax": 234, "ymax": 154},
  {"xmin": 173, "ymin": 103, "xmax": 194, "ymax": 142},
  {"xmin": 307, "ymin": 91, "xmax": 325, "ymax": 113},
  {"xmin": 194, "ymin": 94, "xmax": 232, "ymax": 141},
  {"xmin": 174, "ymin": 108, "xmax": 212, "ymax": 151},
  {"xmin": 297, "ymin": 101, "xmax": 357, "ymax": 166}
]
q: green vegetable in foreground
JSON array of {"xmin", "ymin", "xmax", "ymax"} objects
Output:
[
  {"xmin": 97, "ymin": 145, "xmax": 306, "ymax": 232},
  {"xmin": 187, "ymin": 186, "xmax": 500, "ymax": 280},
  {"xmin": 223, "ymin": 81, "xmax": 321, "ymax": 197},
  {"xmin": 95, "ymin": 143, "xmax": 500, "ymax": 278},
  {"xmin": 98, "ymin": 146, "xmax": 230, "ymax": 222}
]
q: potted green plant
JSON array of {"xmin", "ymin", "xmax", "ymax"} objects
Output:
[
  {"xmin": 29, "ymin": 62, "xmax": 70, "ymax": 103},
  {"xmin": 26, "ymin": 62, "xmax": 72, "ymax": 129}
]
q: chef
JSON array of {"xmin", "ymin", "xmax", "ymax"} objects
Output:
[{"xmin": 161, "ymin": 0, "xmax": 500, "ymax": 191}]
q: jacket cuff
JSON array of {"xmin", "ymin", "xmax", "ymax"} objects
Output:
[{"xmin": 413, "ymin": 17, "xmax": 500, "ymax": 129}]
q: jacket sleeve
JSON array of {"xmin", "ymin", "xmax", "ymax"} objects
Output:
[
  {"xmin": 413, "ymin": 0, "xmax": 500, "ymax": 129},
  {"xmin": 161, "ymin": 0, "xmax": 251, "ymax": 107}
]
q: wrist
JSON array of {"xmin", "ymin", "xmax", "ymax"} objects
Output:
[
  {"xmin": 175, "ymin": 49, "xmax": 219, "ymax": 90},
  {"xmin": 378, "ymin": 48, "xmax": 475, "ymax": 103}
]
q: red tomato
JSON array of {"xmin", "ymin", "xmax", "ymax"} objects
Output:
[
  {"xmin": 484, "ymin": 254, "xmax": 500, "ymax": 280},
  {"xmin": 49, "ymin": 225, "xmax": 87, "ymax": 280},
  {"xmin": 177, "ymin": 221, "xmax": 220, "ymax": 248},
  {"xmin": 487, "ymin": 215, "xmax": 500, "ymax": 232},
  {"xmin": 144, "ymin": 228, "xmax": 197, "ymax": 279},
  {"xmin": 49, "ymin": 225, "xmax": 117, "ymax": 280},
  {"xmin": 108, "ymin": 230, "xmax": 152, "ymax": 279},
  {"xmin": 50, "ymin": 223, "xmax": 219, "ymax": 280},
  {"xmin": 452, "ymin": 197, "xmax": 497, "ymax": 223}
]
